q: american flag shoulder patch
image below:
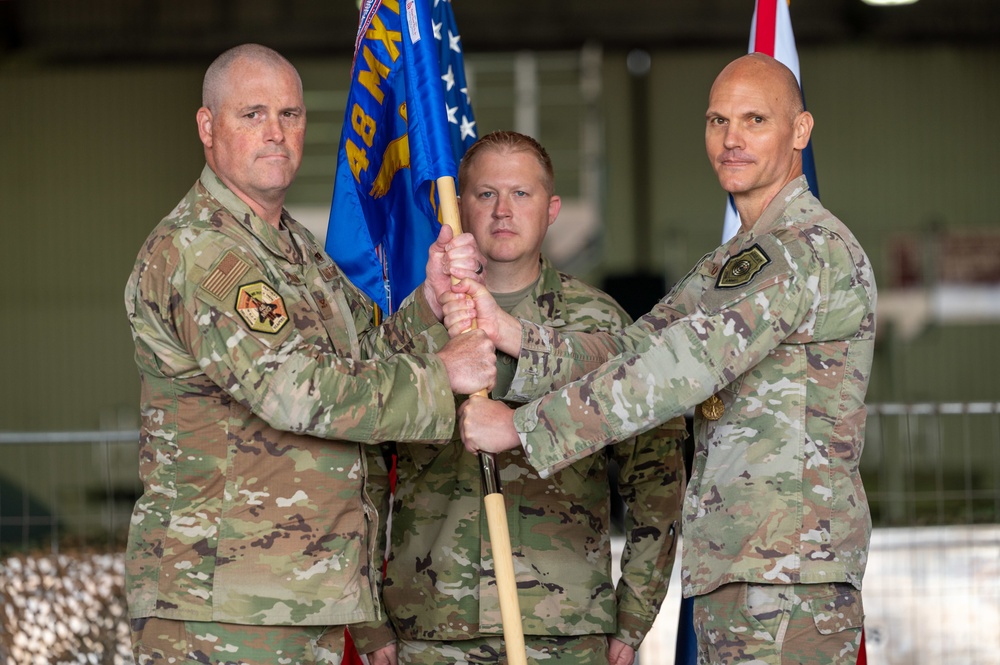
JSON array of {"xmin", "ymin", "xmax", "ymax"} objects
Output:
[{"xmin": 202, "ymin": 251, "xmax": 251, "ymax": 299}]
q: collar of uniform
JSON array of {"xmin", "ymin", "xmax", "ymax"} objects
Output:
[
  {"xmin": 507, "ymin": 256, "xmax": 567, "ymax": 326},
  {"xmin": 745, "ymin": 174, "xmax": 810, "ymax": 240},
  {"xmin": 199, "ymin": 164, "xmax": 304, "ymax": 265}
]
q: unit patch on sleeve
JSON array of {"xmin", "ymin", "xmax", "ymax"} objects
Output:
[
  {"xmin": 716, "ymin": 244, "xmax": 771, "ymax": 289},
  {"xmin": 202, "ymin": 251, "xmax": 251, "ymax": 299},
  {"xmin": 235, "ymin": 281, "xmax": 289, "ymax": 334}
]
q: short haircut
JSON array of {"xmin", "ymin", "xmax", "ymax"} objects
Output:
[
  {"xmin": 202, "ymin": 43, "xmax": 300, "ymax": 112},
  {"xmin": 458, "ymin": 130, "xmax": 555, "ymax": 196}
]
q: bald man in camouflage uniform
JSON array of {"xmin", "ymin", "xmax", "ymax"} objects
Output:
[
  {"xmin": 124, "ymin": 44, "xmax": 494, "ymax": 665},
  {"xmin": 350, "ymin": 132, "xmax": 686, "ymax": 665},
  {"xmin": 454, "ymin": 55, "xmax": 876, "ymax": 665}
]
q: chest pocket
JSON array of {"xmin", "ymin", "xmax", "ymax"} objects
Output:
[
  {"xmin": 299, "ymin": 250, "xmax": 363, "ymax": 359},
  {"xmin": 643, "ymin": 252, "xmax": 720, "ymax": 329}
]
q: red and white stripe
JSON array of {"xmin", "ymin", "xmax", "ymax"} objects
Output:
[{"xmin": 722, "ymin": 0, "xmax": 803, "ymax": 242}]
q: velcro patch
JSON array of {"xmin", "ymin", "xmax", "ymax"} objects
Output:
[
  {"xmin": 202, "ymin": 251, "xmax": 251, "ymax": 299},
  {"xmin": 235, "ymin": 281, "xmax": 289, "ymax": 334},
  {"xmin": 716, "ymin": 244, "xmax": 771, "ymax": 289}
]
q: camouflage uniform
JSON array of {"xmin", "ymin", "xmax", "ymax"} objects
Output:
[
  {"xmin": 123, "ymin": 165, "xmax": 456, "ymax": 628},
  {"xmin": 501, "ymin": 177, "xmax": 876, "ymax": 606},
  {"xmin": 129, "ymin": 617, "xmax": 342, "ymax": 665},
  {"xmin": 351, "ymin": 258, "xmax": 686, "ymax": 659}
]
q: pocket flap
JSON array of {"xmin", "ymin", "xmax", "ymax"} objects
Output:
[{"xmin": 813, "ymin": 584, "xmax": 865, "ymax": 635}]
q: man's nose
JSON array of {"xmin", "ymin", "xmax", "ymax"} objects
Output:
[
  {"xmin": 723, "ymin": 124, "xmax": 743, "ymax": 149},
  {"xmin": 264, "ymin": 115, "xmax": 285, "ymax": 142},
  {"xmin": 492, "ymin": 196, "xmax": 511, "ymax": 219}
]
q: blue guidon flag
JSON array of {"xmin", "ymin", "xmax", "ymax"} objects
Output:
[{"xmin": 325, "ymin": 0, "xmax": 477, "ymax": 314}]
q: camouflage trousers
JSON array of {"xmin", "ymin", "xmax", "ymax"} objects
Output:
[
  {"xmin": 129, "ymin": 617, "xmax": 345, "ymax": 665},
  {"xmin": 398, "ymin": 634, "xmax": 609, "ymax": 665},
  {"xmin": 692, "ymin": 582, "xmax": 864, "ymax": 665}
]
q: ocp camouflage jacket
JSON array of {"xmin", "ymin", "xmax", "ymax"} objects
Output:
[
  {"xmin": 123, "ymin": 165, "xmax": 455, "ymax": 625},
  {"xmin": 504, "ymin": 177, "xmax": 877, "ymax": 598},
  {"xmin": 352, "ymin": 258, "xmax": 686, "ymax": 652}
]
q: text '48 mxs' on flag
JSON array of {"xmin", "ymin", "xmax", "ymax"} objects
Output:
[{"xmin": 325, "ymin": 0, "xmax": 477, "ymax": 314}]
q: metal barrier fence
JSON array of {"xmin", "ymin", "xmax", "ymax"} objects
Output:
[
  {"xmin": 2, "ymin": 403, "xmax": 999, "ymax": 664},
  {"xmin": 0, "ymin": 430, "xmax": 140, "ymax": 554},
  {"xmin": 638, "ymin": 403, "xmax": 1000, "ymax": 665},
  {"xmin": 859, "ymin": 403, "xmax": 1000, "ymax": 665},
  {"xmin": 864, "ymin": 402, "xmax": 1000, "ymax": 526}
]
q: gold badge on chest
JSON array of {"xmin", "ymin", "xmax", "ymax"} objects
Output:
[{"xmin": 700, "ymin": 393, "xmax": 725, "ymax": 421}]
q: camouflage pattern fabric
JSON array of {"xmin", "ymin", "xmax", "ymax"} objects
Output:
[
  {"xmin": 351, "ymin": 258, "xmax": 686, "ymax": 653},
  {"xmin": 123, "ymin": 165, "xmax": 456, "ymax": 626},
  {"xmin": 501, "ymin": 177, "xmax": 877, "ymax": 598},
  {"xmin": 693, "ymin": 582, "xmax": 864, "ymax": 665},
  {"xmin": 129, "ymin": 616, "xmax": 344, "ymax": 664},
  {"xmin": 397, "ymin": 633, "xmax": 609, "ymax": 665}
]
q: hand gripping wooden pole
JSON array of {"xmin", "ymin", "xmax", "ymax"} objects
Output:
[{"xmin": 436, "ymin": 175, "xmax": 527, "ymax": 665}]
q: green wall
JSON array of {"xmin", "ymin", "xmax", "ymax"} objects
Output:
[
  {"xmin": 3, "ymin": 65, "xmax": 204, "ymax": 431},
  {"xmin": 2, "ymin": 44, "xmax": 998, "ymax": 437},
  {"xmin": 602, "ymin": 45, "xmax": 1000, "ymax": 404}
]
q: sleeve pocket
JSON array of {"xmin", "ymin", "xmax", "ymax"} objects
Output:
[{"xmin": 699, "ymin": 236, "xmax": 792, "ymax": 314}]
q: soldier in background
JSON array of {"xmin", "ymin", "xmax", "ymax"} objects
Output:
[
  {"xmin": 349, "ymin": 131, "xmax": 686, "ymax": 665},
  {"xmin": 123, "ymin": 43, "xmax": 495, "ymax": 665},
  {"xmin": 453, "ymin": 54, "xmax": 877, "ymax": 665}
]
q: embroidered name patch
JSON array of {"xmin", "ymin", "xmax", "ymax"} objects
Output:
[
  {"xmin": 202, "ymin": 251, "xmax": 251, "ymax": 299},
  {"xmin": 716, "ymin": 244, "xmax": 771, "ymax": 289},
  {"xmin": 235, "ymin": 281, "xmax": 289, "ymax": 334}
]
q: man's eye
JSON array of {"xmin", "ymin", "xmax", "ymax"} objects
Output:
[
  {"xmin": 246, "ymin": 111, "xmax": 258, "ymax": 119},
  {"xmin": 480, "ymin": 192, "xmax": 494, "ymax": 199},
  {"xmin": 752, "ymin": 116, "xmax": 764, "ymax": 123}
]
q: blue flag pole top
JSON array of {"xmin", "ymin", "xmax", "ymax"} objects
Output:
[{"xmin": 325, "ymin": 0, "xmax": 477, "ymax": 314}]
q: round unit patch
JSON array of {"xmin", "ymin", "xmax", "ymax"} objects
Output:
[
  {"xmin": 235, "ymin": 281, "xmax": 289, "ymax": 334},
  {"xmin": 700, "ymin": 394, "xmax": 725, "ymax": 421}
]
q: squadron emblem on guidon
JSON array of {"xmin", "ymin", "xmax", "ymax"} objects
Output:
[{"xmin": 236, "ymin": 281, "xmax": 289, "ymax": 334}]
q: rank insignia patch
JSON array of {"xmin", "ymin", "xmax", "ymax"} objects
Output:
[
  {"xmin": 235, "ymin": 282, "xmax": 289, "ymax": 334},
  {"xmin": 717, "ymin": 244, "xmax": 771, "ymax": 289}
]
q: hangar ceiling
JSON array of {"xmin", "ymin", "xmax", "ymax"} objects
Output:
[{"xmin": 1, "ymin": 0, "xmax": 998, "ymax": 64}]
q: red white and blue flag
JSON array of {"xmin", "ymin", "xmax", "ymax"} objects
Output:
[
  {"xmin": 721, "ymin": 0, "xmax": 819, "ymax": 242},
  {"xmin": 325, "ymin": 0, "xmax": 477, "ymax": 314}
]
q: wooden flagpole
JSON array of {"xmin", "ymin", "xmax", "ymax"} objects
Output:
[{"xmin": 436, "ymin": 175, "xmax": 527, "ymax": 665}]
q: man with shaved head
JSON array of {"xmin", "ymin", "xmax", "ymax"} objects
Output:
[
  {"xmin": 124, "ymin": 44, "xmax": 495, "ymax": 664},
  {"xmin": 452, "ymin": 53, "xmax": 876, "ymax": 664}
]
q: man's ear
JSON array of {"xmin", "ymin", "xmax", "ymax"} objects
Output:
[
  {"xmin": 547, "ymin": 195, "xmax": 562, "ymax": 226},
  {"xmin": 196, "ymin": 107, "xmax": 214, "ymax": 148},
  {"xmin": 793, "ymin": 111, "xmax": 814, "ymax": 150}
]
